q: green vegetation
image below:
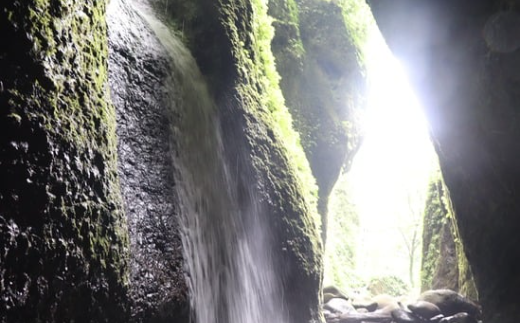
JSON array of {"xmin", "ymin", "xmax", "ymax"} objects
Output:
[
  {"xmin": 251, "ymin": 0, "xmax": 320, "ymax": 221},
  {"xmin": 292, "ymin": 0, "xmax": 373, "ymax": 290},
  {"xmin": 217, "ymin": 1, "xmax": 325, "ymax": 320},
  {"xmin": 323, "ymin": 172, "xmax": 362, "ymax": 292},
  {"xmin": 421, "ymin": 171, "xmax": 447, "ymax": 289},
  {"xmin": 334, "ymin": 0, "xmax": 374, "ymax": 66},
  {"xmin": 0, "ymin": 0, "xmax": 129, "ymax": 321},
  {"xmin": 367, "ymin": 275, "xmax": 410, "ymax": 297},
  {"xmin": 420, "ymin": 169, "xmax": 478, "ymax": 299},
  {"xmin": 268, "ymin": 0, "xmax": 372, "ymax": 248},
  {"xmin": 150, "ymin": 0, "xmax": 320, "ymax": 228},
  {"xmin": 444, "ymin": 186, "xmax": 479, "ymax": 300}
]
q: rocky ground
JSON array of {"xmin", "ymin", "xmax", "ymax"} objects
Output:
[{"xmin": 323, "ymin": 287, "xmax": 481, "ymax": 323}]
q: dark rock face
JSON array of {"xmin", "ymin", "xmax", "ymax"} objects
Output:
[
  {"xmin": 368, "ymin": 1, "xmax": 520, "ymax": 321},
  {"xmin": 107, "ymin": 1, "xmax": 189, "ymax": 322},
  {"xmin": 0, "ymin": 1, "xmax": 129, "ymax": 322}
]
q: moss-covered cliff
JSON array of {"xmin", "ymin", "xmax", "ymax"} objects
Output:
[
  {"xmin": 148, "ymin": 0, "xmax": 323, "ymax": 322},
  {"xmin": 421, "ymin": 170, "xmax": 477, "ymax": 300},
  {"xmin": 268, "ymin": 0, "xmax": 367, "ymax": 241},
  {"xmin": 368, "ymin": 1, "xmax": 520, "ymax": 321},
  {"xmin": 0, "ymin": 1, "xmax": 129, "ymax": 322}
]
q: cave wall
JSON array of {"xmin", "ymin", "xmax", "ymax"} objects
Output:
[
  {"xmin": 0, "ymin": 1, "xmax": 129, "ymax": 322},
  {"xmin": 367, "ymin": 1, "xmax": 520, "ymax": 321},
  {"xmin": 421, "ymin": 170, "xmax": 477, "ymax": 300},
  {"xmin": 267, "ymin": 0, "xmax": 366, "ymax": 241}
]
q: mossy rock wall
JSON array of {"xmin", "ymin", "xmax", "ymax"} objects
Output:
[
  {"xmin": 421, "ymin": 171, "xmax": 477, "ymax": 300},
  {"xmin": 421, "ymin": 174, "xmax": 457, "ymax": 291},
  {"xmin": 0, "ymin": 1, "xmax": 129, "ymax": 322},
  {"xmin": 268, "ymin": 0, "xmax": 366, "ymax": 241},
  {"xmin": 148, "ymin": 0, "xmax": 323, "ymax": 322},
  {"xmin": 368, "ymin": 1, "xmax": 520, "ymax": 321}
]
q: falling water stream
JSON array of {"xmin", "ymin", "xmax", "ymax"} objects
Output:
[{"xmin": 129, "ymin": 2, "xmax": 287, "ymax": 322}]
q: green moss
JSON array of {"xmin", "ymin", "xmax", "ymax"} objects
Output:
[
  {"xmin": 268, "ymin": 0, "xmax": 370, "ymax": 244},
  {"xmin": 334, "ymin": 0, "xmax": 374, "ymax": 66},
  {"xmin": 367, "ymin": 275, "xmax": 410, "ymax": 297},
  {"xmin": 150, "ymin": 1, "xmax": 324, "ymax": 321},
  {"xmin": 0, "ymin": 0, "xmax": 129, "ymax": 320},
  {"xmin": 443, "ymin": 187, "xmax": 479, "ymax": 300},
  {"xmin": 268, "ymin": 0, "xmax": 304, "ymax": 57},
  {"xmin": 323, "ymin": 173, "xmax": 362, "ymax": 291},
  {"xmin": 421, "ymin": 171, "xmax": 446, "ymax": 289},
  {"xmin": 251, "ymin": 0, "xmax": 319, "ymax": 220},
  {"xmin": 420, "ymin": 170, "xmax": 477, "ymax": 299}
]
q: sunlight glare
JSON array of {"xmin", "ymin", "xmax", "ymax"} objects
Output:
[{"xmin": 349, "ymin": 27, "xmax": 438, "ymax": 291}]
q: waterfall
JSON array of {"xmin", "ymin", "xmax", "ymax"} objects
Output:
[{"xmin": 124, "ymin": 1, "xmax": 287, "ymax": 322}]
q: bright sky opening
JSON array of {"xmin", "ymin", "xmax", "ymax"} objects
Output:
[{"xmin": 348, "ymin": 27, "xmax": 438, "ymax": 292}]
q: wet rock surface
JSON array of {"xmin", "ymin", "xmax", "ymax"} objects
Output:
[
  {"xmin": 0, "ymin": 1, "xmax": 129, "ymax": 322},
  {"xmin": 107, "ymin": 1, "xmax": 188, "ymax": 322}
]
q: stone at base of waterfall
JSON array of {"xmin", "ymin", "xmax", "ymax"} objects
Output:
[
  {"xmin": 322, "ymin": 287, "xmax": 481, "ymax": 323},
  {"xmin": 324, "ymin": 297, "xmax": 357, "ymax": 315},
  {"xmin": 439, "ymin": 312, "xmax": 475, "ymax": 323},
  {"xmin": 407, "ymin": 301, "xmax": 442, "ymax": 320},
  {"xmin": 417, "ymin": 289, "xmax": 481, "ymax": 319}
]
